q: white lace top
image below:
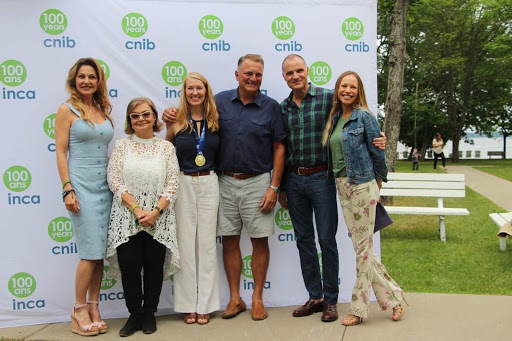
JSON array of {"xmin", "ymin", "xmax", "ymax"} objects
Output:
[{"xmin": 106, "ymin": 135, "xmax": 180, "ymax": 278}]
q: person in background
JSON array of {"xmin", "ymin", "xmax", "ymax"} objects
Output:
[
  {"xmin": 55, "ymin": 57, "xmax": 114, "ymax": 337},
  {"xmin": 432, "ymin": 133, "xmax": 447, "ymax": 171},
  {"xmin": 412, "ymin": 148, "xmax": 420, "ymax": 171},
  {"xmin": 166, "ymin": 72, "xmax": 221, "ymax": 325},
  {"xmin": 106, "ymin": 97, "xmax": 180, "ymax": 337},
  {"xmin": 322, "ymin": 71, "xmax": 406, "ymax": 326}
]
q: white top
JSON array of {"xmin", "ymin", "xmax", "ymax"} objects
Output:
[
  {"xmin": 106, "ymin": 135, "xmax": 180, "ymax": 278},
  {"xmin": 432, "ymin": 138, "xmax": 444, "ymax": 154}
]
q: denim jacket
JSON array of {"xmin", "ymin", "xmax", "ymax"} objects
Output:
[{"xmin": 329, "ymin": 108, "xmax": 388, "ymax": 184}]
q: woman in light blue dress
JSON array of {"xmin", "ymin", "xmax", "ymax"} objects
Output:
[{"xmin": 55, "ymin": 57, "xmax": 114, "ymax": 336}]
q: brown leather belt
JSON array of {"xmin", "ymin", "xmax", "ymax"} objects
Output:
[
  {"xmin": 222, "ymin": 171, "xmax": 262, "ymax": 180},
  {"xmin": 290, "ymin": 164, "xmax": 328, "ymax": 176},
  {"xmin": 182, "ymin": 170, "xmax": 214, "ymax": 177}
]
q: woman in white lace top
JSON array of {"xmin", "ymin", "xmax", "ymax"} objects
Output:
[{"xmin": 106, "ymin": 97, "xmax": 180, "ymax": 337}]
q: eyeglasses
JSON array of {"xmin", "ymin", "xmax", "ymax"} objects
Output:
[{"xmin": 129, "ymin": 111, "xmax": 153, "ymax": 121}]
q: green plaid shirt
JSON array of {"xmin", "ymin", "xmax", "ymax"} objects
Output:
[{"xmin": 280, "ymin": 83, "xmax": 333, "ymax": 169}]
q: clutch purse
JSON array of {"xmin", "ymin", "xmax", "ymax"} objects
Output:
[{"xmin": 374, "ymin": 202, "xmax": 393, "ymax": 233}]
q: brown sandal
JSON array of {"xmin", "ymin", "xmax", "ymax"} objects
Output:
[
  {"xmin": 392, "ymin": 305, "xmax": 405, "ymax": 321},
  {"xmin": 184, "ymin": 312, "xmax": 197, "ymax": 324},
  {"xmin": 341, "ymin": 314, "xmax": 363, "ymax": 326},
  {"xmin": 197, "ymin": 314, "xmax": 210, "ymax": 325}
]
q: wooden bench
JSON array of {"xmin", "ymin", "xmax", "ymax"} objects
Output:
[
  {"xmin": 380, "ymin": 173, "xmax": 470, "ymax": 242},
  {"xmin": 488, "ymin": 151, "xmax": 504, "ymax": 159},
  {"xmin": 489, "ymin": 212, "xmax": 512, "ymax": 251}
]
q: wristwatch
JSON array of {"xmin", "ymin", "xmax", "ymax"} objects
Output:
[
  {"xmin": 153, "ymin": 206, "xmax": 164, "ymax": 215},
  {"xmin": 269, "ymin": 185, "xmax": 279, "ymax": 193}
]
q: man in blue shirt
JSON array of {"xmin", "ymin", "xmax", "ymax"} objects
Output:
[{"xmin": 215, "ymin": 54, "xmax": 286, "ymax": 321}]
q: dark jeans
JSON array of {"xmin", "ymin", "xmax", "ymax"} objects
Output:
[
  {"xmin": 286, "ymin": 171, "xmax": 339, "ymax": 305},
  {"xmin": 117, "ymin": 231, "xmax": 166, "ymax": 315},
  {"xmin": 433, "ymin": 152, "xmax": 446, "ymax": 169},
  {"xmin": 413, "ymin": 161, "xmax": 419, "ymax": 170}
]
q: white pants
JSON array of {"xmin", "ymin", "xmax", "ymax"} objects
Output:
[{"xmin": 173, "ymin": 171, "xmax": 221, "ymax": 314}]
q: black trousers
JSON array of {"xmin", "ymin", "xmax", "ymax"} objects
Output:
[
  {"xmin": 117, "ymin": 231, "xmax": 166, "ymax": 315},
  {"xmin": 433, "ymin": 152, "xmax": 446, "ymax": 169}
]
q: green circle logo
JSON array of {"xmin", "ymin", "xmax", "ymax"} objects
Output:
[
  {"xmin": 8, "ymin": 272, "xmax": 36, "ymax": 298},
  {"xmin": 43, "ymin": 113, "xmax": 56, "ymax": 139},
  {"xmin": 272, "ymin": 16, "xmax": 295, "ymax": 40},
  {"xmin": 242, "ymin": 255, "xmax": 253, "ymax": 279},
  {"xmin": 95, "ymin": 59, "xmax": 110, "ymax": 80},
  {"xmin": 101, "ymin": 266, "xmax": 117, "ymax": 290},
  {"xmin": 39, "ymin": 9, "xmax": 67, "ymax": 35},
  {"xmin": 162, "ymin": 61, "xmax": 187, "ymax": 86},
  {"xmin": 275, "ymin": 208, "xmax": 293, "ymax": 230},
  {"xmin": 199, "ymin": 15, "xmax": 223, "ymax": 39},
  {"xmin": 342, "ymin": 17, "xmax": 364, "ymax": 41},
  {"xmin": 309, "ymin": 61, "xmax": 332, "ymax": 86},
  {"xmin": 122, "ymin": 13, "xmax": 148, "ymax": 38},
  {"xmin": 3, "ymin": 166, "xmax": 31, "ymax": 192},
  {"xmin": 0, "ymin": 60, "xmax": 27, "ymax": 87},
  {"xmin": 48, "ymin": 217, "xmax": 74, "ymax": 242}
]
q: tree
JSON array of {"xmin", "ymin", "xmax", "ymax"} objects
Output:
[
  {"xmin": 407, "ymin": 0, "xmax": 512, "ymax": 162},
  {"xmin": 382, "ymin": 0, "xmax": 409, "ymax": 171}
]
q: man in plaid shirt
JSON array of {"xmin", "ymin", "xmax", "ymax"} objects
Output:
[{"xmin": 279, "ymin": 54, "xmax": 386, "ymax": 323}]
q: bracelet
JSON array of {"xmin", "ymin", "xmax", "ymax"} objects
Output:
[
  {"xmin": 62, "ymin": 189, "xmax": 75, "ymax": 202},
  {"xmin": 131, "ymin": 204, "xmax": 140, "ymax": 215},
  {"xmin": 62, "ymin": 180, "xmax": 71, "ymax": 190},
  {"xmin": 153, "ymin": 206, "xmax": 164, "ymax": 215}
]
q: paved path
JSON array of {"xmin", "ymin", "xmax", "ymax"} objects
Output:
[
  {"xmin": 2, "ymin": 293, "xmax": 512, "ymax": 341},
  {"xmin": 446, "ymin": 165, "xmax": 512, "ymax": 211}
]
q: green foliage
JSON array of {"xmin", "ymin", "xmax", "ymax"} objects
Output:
[{"xmin": 378, "ymin": 0, "xmax": 512, "ymax": 158}]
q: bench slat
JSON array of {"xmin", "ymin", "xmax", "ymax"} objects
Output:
[
  {"xmin": 380, "ymin": 189, "xmax": 466, "ymax": 197},
  {"xmin": 385, "ymin": 207, "xmax": 470, "ymax": 215},
  {"xmin": 382, "ymin": 181, "xmax": 465, "ymax": 190},
  {"xmin": 387, "ymin": 173, "xmax": 465, "ymax": 182}
]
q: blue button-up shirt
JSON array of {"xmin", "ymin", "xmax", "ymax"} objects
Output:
[{"xmin": 214, "ymin": 88, "xmax": 287, "ymax": 173}]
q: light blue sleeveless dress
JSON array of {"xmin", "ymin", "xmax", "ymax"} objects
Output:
[{"xmin": 66, "ymin": 103, "xmax": 114, "ymax": 260}]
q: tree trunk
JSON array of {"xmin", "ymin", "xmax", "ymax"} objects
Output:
[
  {"xmin": 383, "ymin": 0, "xmax": 408, "ymax": 173},
  {"xmin": 382, "ymin": 0, "xmax": 408, "ymax": 205}
]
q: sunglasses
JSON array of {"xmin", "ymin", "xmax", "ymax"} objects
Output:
[{"xmin": 129, "ymin": 111, "xmax": 153, "ymax": 121}]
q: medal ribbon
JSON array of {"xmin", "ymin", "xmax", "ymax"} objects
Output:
[{"xmin": 190, "ymin": 114, "xmax": 206, "ymax": 157}]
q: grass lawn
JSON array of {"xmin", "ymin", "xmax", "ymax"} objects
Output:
[{"xmin": 381, "ymin": 160, "xmax": 512, "ymax": 295}]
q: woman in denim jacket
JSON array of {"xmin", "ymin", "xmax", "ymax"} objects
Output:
[{"xmin": 322, "ymin": 71, "xmax": 405, "ymax": 326}]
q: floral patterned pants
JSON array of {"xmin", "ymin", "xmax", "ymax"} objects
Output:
[{"xmin": 336, "ymin": 177, "xmax": 404, "ymax": 318}]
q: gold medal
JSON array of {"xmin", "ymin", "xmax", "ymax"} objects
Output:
[{"xmin": 195, "ymin": 154, "xmax": 206, "ymax": 166}]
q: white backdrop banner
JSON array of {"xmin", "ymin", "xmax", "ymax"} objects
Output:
[{"xmin": 0, "ymin": 0, "xmax": 379, "ymax": 328}]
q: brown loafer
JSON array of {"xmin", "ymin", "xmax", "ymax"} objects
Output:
[
  {"xmin": 221, "ymin": 298, "xmax": 247, "ymax": 319},
  {"xmin": 251, "ymin": 301, "xmax": 268, "ymax": 321},
  {"xmin": 321, "ymin": 304, "xmax": 338, "ymax": 322},
  {"xmin": 292, "ymin": 299, "xmax": 325, "ymax": 317}
]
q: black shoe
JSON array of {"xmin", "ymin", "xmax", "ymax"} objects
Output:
[
  {"xmin": 119, "ymin": 314, "xmax": 142, "ymax": 337},
  {"xmin": 142, "ymin": 312, "xmax": 157, "ymax": 334}
]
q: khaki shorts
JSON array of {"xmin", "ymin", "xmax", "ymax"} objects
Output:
[{"xmin": 217, "ymin": 172, "xmax": 275, "ymax": 238}]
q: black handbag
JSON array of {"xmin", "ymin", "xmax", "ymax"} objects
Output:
[{"xmin": 374, "ymin": 202, "xmax": 393, "ymax": 233}]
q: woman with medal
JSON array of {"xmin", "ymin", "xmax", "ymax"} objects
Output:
[{"xmin": 166, "ymin": 72, "xmax": 221, "ymax": 325}]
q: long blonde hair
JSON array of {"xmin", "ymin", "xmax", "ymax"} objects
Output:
[
  {"xmin": 322, "ymin": 71, "xmax": 369, "ymax": 146},
  {"xmin": 65, "ymin": 57, "xmax": 113, "ymax": 127},
  {"xmin": 176, "ymin": 72, "xmax": 219, "ymax": 133}
]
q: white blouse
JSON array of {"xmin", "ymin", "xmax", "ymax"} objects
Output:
[{"xmin": 106, "ymin": 134, "xmax": 180, "ymax": 278}]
